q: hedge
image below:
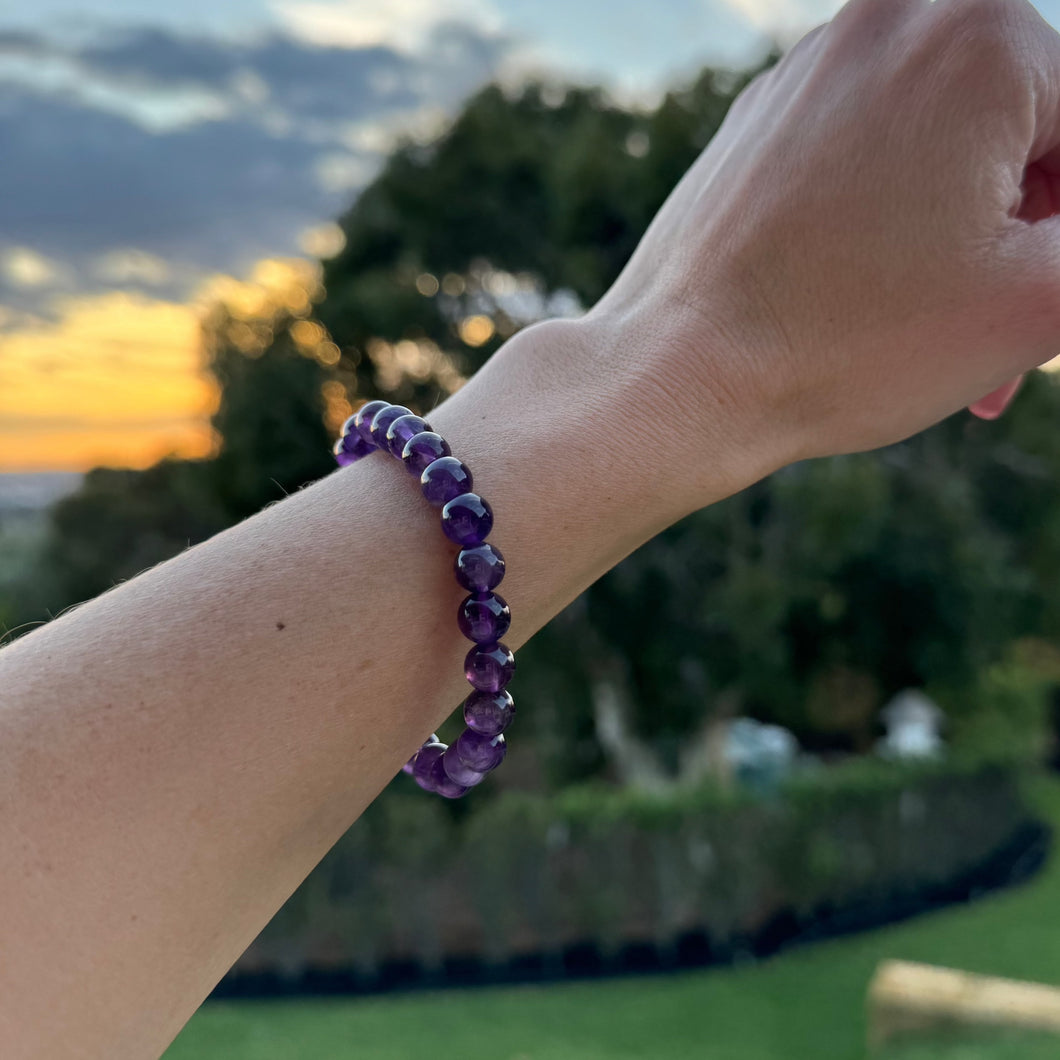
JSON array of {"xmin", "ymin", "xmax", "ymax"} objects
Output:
[{"xmin": 225, "ymin": 756, "xmax": 1044, "ymax": 992}]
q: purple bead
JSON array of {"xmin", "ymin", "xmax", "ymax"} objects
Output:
[
  {"xmin": 442, "ymin": 746, "xmax": 487, "ymax": 788},
  {"xmin": 464, "ymin": 689, "xmax": 515, "ymax": 736},
  {"xmin": 458, "ymin": 592, "xmax": 511, "ymax": 644},
  {"xmin": 455, "ymin": 544, "xmax": 506, "ymax": 592},
  {"xmin": 421, "ymin": 457, "xmax": 473, "ymax": 506},
  {"xmin": 333, "ymin": 433, "xmax": 376, "ymax": 466},
  {"xmin": 442, "ymin": 493, "xmax": 494, "ymax": 547},
  {"xmin": 386, "ymin": 414, "xmax": 430, "ymax": 458},
  {"xmin": 340, "ymin": 413, "xmax": 360, "ymax": 437},
  {"xmin": 402, "ymin": 432, "xmax": 451, "ymax": 475},
  {"xmin": 412, "ymin": 742, "xmax": 446, "ymax": 792},
  {"xmin": 465, "ymin": 642, "xmax": 515, "ymax": 692},
  {"xmin": 333, "ymin": 438, "xmax": 356, "ymax": 467},
  {"xmin": 428, "ymin": 755, "xmax": 469, "ymax": 799},
  {"xmin": 370, "ymin": 405, "xmax": 413, "ymax": 450},
  {"xmin": 455, "ymin": 729, "xmax": 507, "ymax": 772},
  {"xmin": 353, "ymin": 400, "xmax": 390, "ymax": 445}
]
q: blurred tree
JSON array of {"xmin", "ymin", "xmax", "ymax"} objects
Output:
[
  {"xmin": 317, "ymin": 67, "xmax": 767, "ymax": 414},
  {"xmin": 10, "ymin": 459, "xmax": 226, "ymax": 624},
  {"xmin": 201, "ymin": 263, "xmax": 336, "ymax": 521},
  {"xmin": 7, "ymin": 260, "xmax": 339, "ymax": 627},
  {"xmin": 9, "ymin": 56, "xmax": 1060, "ymax": 792},
  {"xmin": 310, "ymin": 58, "xmax": 1060, "ymax": 782}
]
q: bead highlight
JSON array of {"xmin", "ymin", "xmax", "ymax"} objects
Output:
[
  {"xmin": 421, "ymin": 456, "xmax": 473, "ymax": 506},
  {"xmin": 465, "ymin": 643, "xmax": 515, "ymax": 693},
  {"xmin": 455, "ymin": 543, "xmax": 506, "ymax": 592},
  {"xmin": 441, "ymin": 493, "xmax": 494, "ymax": 546},
  {"xmin": 458, "ymin": 593, "xmax": 511, "ymax": 644},
  {"xmin": 386, "ymin": 414, "xmax": 430, "ymax": 458},
  {"xmin": 402, "ymin": 432, "xmax": 452, "ymax": 475}
]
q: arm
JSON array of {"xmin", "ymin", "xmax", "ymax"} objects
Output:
[
  {"xmin": 0, "ymin": 316, "xmax": 725, "ymax": 1057},
  {"xmin": 4, "ymin": 0, "xmax": 1060, "ymax": 1054}
]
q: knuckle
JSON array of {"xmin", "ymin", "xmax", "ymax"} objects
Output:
[
  {"xmin": 931, "ymin": 0, "xmax": 1024, "ymax": 62},
  {"xmin": 828, "ymin": 0, "xmax": 920, "ymax": 42}
]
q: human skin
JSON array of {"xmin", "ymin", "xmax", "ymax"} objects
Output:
[{"xmin": 3, "ymin": 0, "xmax": 1060, "ymax": 1055}]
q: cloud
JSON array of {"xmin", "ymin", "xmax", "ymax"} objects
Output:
[
  {"xmin": 0, "ymin": 22, "xmax": 508, "ymax": 311},
  {"xmin": 1, "ymin": 248, "xmax": 64, "ymax": 289},
  {"xmin": 91, "ymin": 249, "xmax": 172, "ymax": 286},
  {"xmin": 0, "ymin": 30, "xmax": 49, "ymax": 56},
  {"xmin": 272, "ymin": 0, "xmax": 503, "ymax": 52},
  {"xmin": 68, "ymin": 24, "xmax": 504, "ymax": 127},
  {"xmin": 0, "ymin": 87, "xmax": 338, "ymax": 299}
]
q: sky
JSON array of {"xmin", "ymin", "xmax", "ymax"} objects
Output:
[{"xmin": 2, "ymin": 0, "xmax": 1059, "ymax": 472}]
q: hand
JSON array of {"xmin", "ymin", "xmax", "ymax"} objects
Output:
[{"xmin": 586, "ymin": 0, "xmax": 1060, "ymax": 510}]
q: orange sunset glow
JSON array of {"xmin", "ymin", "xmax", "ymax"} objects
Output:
[
  {"xmin": 0, "ymin": 257, "xmax": 337, "ymax": 474},
  {"xmin": 0, "ymin": 292, "xmax": 215, "ymax": 472}
]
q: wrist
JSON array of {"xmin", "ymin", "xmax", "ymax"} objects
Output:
[
  {"xmin": 577, "ymin": 292, "xmax": 793, "ymax": 519},
  {"xmin": 425, "ymin": 306, "xmax": 780, "ymax": 646},
  {"xmin": 424, "ymin": 316, "xmax": 673, "ymax": 645}
]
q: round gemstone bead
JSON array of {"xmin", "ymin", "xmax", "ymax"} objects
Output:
[
  {"xmin": 463, "ymin": 689, "xmax": 515, "ymax": 736},
  {"xmin": 465, "ymin": 642, "xmax": 515, "ymax": 692},
  {"xmin": 333, "ymin": 438, "xmax": 356, "ymax": 467},
  {"xmin": 402, "ymin": 733, "xmax": 438, "ymax": 775},
  {"xmin": 442, "ymin": 493, "xmax": 494, "ymax": 547},
  {"xmin": 402, "ymin": 431, "xmax": 451, "ymax": 475},
  {"xmin": 340, "ymin": 413, "xmax": 360, "ymax": 437},
  {"xmin": 411, "ymin": 742, "xmax": 446, "ymax": 792},
  {"xmin": 455, "ymin": 729, "xmax": 507, "ymax": 772},
  {"xmin": 333, "ymin": 432, "xmax": 376, "ymax": 466},
  {"xmin": 370, "ymin": 404, "xmax": 414, "ymax": 449},
  {"xmin": 421, "ymin": 456, "xmax": 473, "ymax": 506},
  {"xmin": 455, "ymin": 543, "xmax": 506, "ymax": 592},
  {"xmin": 353, "ymin": 400, "xmax": 390, "ymax": 445},
  {"xmin": 386, "ymin": 414, "xmax": 430, "ymax": 458},
  {"xmin": 458, "ymin": 592, "xmax": 511, "ymax": 644},
  {"xmin": 428, "ymin": 755, "xmax": 469, "ymax": 799},
  {"xmin": 442, "ymin": 746, "xmax": 487, "ymax": 788}
]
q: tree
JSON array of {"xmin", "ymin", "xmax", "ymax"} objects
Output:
[
  {"xmin": 8, "ymin": 260, "xmax": 339, "ymax": 629},
  {"xmin": 12, "ymin": 57, "xmax": 1060, "ymax": 790},
  {"xmin": 308, "ymin": 65, "xmax": 1060, "ymax": 784}
]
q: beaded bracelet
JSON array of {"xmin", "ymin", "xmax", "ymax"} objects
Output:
[{"xmin": 333, "ymin": 399, "xmax": 515, "ymax": 798}]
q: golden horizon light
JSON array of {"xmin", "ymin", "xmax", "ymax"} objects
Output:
[{"xmin": 0, "ymin": 290, "xmax": 218, "ymax": 473}]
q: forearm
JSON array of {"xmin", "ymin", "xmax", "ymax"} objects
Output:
[
  {"xmin": 7, "ymin": 0, "xmax": 1060, "ymax": 1049},
  {"xmin": 0, "ymin": 316, "xmax": 753, "ymax": 1057}
]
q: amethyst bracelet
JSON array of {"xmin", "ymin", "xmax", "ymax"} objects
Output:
[{"xmin": 333, "ymin": 400, "xmax": 515, "ymax": 798}]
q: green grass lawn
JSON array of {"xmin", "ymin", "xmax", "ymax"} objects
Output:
[
  {"xmin": 165, "ymin": 776, "xmax": 1060, "ymax": 1060},
  {"xmin": 883, "ymin": 1033, "xmax": 1060, "ymax": 1060}
]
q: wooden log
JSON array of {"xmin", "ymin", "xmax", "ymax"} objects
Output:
[{"xmin": 867, "ymin": 959, "xmax": 1060, "ymax": 1050}]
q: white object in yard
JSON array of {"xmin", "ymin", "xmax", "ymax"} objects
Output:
[
  {"xmin": 878, "ymin": 689, "xmax": 944, "ymax": 759},
  {"xmin": 725, "ymin": 717, "xmax": 798, "ymax": 789}
]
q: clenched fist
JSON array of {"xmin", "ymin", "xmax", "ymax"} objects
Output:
[{"xmin": 585, "ymin": 0, "xmax": 1060, "ymax": 509}]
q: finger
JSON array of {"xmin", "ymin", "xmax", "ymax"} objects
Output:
[{"xmin": 968, "ymin": 374, "xmax": 1025, "ymax": 419}]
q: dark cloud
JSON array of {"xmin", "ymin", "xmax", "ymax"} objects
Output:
[
  {"xmin": 77, "ymin": 30, "xmax": 425, "ymax": 122},
  {"xmin": 0, "ymin": 22, "xmax": 509, "ymax": 307},
  {"xmin": 79, "ymin": 29, "xmax": 250, "ymax": 89},
  {"xmin": 0, "ymin": 85, "xmax": 338, "ymax": 300},
  {"xmin": 0, "ymin": 30, "xmax": 48, "ymax": 56}
]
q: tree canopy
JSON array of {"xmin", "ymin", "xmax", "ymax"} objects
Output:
[{"xmin": 8, "ymin": 58, "xmax": 1060, "ymax": 787}]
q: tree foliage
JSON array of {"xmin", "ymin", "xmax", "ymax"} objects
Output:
[{"xmin": 9, "ymin": 59, "xmax": 1060, "ymax": 788}]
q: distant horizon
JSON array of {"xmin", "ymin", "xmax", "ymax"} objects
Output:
[{"xmin": 0, "ymin": 470, "xmax": 83, "ymax": 512}]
